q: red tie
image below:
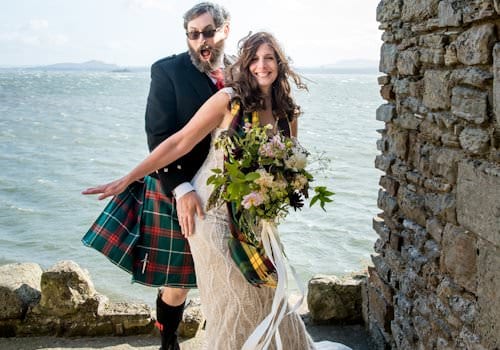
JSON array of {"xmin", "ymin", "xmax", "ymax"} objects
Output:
[{"xmin": 210, "ymin": 68, "xmax": 225, "ymax": 90}]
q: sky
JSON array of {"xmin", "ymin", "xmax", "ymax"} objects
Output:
[{"xmin": 0, "ymin": 0, "xmax": 382, "ymax": 67}]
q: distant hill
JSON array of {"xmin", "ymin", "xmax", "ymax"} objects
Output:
[
  {"xmin": 1, "ymin": 58, "xmax": 379, "ymax": 74},
  {"xmin": 31, "ymin": 60, "xmax": 123, "ymax": 71}
]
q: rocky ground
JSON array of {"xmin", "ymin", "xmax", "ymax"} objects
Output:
[{"xmin": 0, "ymin": 323, "xmax": 373, "ymax": 350}]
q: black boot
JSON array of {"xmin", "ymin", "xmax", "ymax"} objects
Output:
[{"xmin": 156, "ymin": 290, "xmax": 184, "ymax": 350}]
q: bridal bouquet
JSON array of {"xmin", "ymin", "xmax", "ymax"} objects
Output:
[{"xmin": 207, "ymin": 120, "xmax": 334, "ymax": 244}]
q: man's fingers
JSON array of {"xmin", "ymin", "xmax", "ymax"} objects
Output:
[
  {"xmin": 195, "ymin": 202, "xmax": 205, "ymax": 220},
  {"xmin": 185, "ymin": 216, "xmax": 194, "ymax": 237}
]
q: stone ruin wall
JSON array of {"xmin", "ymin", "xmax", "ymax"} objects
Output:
[{"xmin": 369, "ymin": 1, "xmax": 500, "ymax": 349}]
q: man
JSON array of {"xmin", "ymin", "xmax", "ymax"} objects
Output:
[{"xmin": 144, "ymin": 3, "xmax": 230, "ymax": 349}]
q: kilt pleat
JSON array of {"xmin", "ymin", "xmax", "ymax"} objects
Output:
[{"xmin": 82, "ymin": 176, "xmax": 196, "ymax": 288}]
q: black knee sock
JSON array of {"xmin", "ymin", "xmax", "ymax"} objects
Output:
[{"xmin": 156, "ymin": 292, "xmax": 185, "ymax": 345}]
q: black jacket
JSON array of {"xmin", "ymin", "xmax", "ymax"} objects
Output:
[{"xmin": 145, "ymin": 51, "xmax": 218, "ymax": 194}]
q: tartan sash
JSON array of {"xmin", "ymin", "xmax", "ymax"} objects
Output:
[
  {"xmin": 82, "ymin": 176, "xmax": 196, "ymax": 288},
  {"xmin": 224, "ymin": 99, "xmax": 292, "ymax": 287},
  {"xmin": 227, "ymin": 202, "xmax": 277, "ymax": 287}
]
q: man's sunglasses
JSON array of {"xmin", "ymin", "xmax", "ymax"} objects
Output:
[{"xmin": 186, "ymin": 27, "xmax": 221, "ymax": 40}]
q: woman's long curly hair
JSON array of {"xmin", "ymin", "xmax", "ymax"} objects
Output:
[{"xmin": 226, "ymin": 32, "xmax": 307, "ymax": 121}]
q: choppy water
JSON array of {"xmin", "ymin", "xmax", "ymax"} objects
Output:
[{"xmin": 0, "ymin": 69, "xmax": 383, "ymax": 306}]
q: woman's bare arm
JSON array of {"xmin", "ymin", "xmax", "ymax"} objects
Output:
[{"xmin": 83, "ymin": 91, "xmax": 230, "ymax": 199}]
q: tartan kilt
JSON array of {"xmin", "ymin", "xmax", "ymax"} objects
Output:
[{"xmin": 82, "ymin": 176, "xmax": 196, "ymax": 288}]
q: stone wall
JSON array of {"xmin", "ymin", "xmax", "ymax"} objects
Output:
[{"xmin": 370, "ymin": 1, "xmax": 500, "ymax": 349}]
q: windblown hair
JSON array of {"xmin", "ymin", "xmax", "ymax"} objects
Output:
[
  {"xmin": 183, "ymin": 2, "xmax": 230, "ymax": 30},
  {"xmin": 226, "ymin": 32, "xmax": 307, "ymax": 121}
]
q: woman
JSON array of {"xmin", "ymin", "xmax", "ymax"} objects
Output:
[{"xmin": 84, "ymin": 32, "xmax": 350, "ymax": 350}]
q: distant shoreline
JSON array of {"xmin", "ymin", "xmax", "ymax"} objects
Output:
[{"xmin": 0, "ymin": 66, "xmax": 380, "ymax": 74}]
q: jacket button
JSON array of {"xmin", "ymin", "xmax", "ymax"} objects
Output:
[
  {"xmin": 177, "ymin": 165, "xmax": 182, "ymax": 170},
  {"xmin": 163, "ymin": 168, "xmax": 168, "ymax": 173}
]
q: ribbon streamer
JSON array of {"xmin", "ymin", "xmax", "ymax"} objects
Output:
[{"xmin": 242, "ymin": 220, "xmax": 305, "ymax": 350}]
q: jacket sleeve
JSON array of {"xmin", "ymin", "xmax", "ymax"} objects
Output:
[{"xmin": 144, "ymin": 61, "xmax": 192, "ymax": 192}]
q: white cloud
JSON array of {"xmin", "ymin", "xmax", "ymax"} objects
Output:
[
  {"xmin": 0, "ymin": 19, "xmax": 68, "ymax": 47},
  {"xmin": 26, "ymin": 19, "xmax": 49, "ymax": 31},
  {"xmin": 128, "ymin": 0, "xmax": 175, "ymax": 12}
]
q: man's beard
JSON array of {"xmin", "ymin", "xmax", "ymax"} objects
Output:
[{"xmin": 188, "ymin": 40, "xmax": 225, "ymax": 73}]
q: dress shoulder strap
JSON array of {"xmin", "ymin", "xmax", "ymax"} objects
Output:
[
  {"xmin": 277, "ymin": 117, "xmax": 291, "ymax": 138},
  {"xmin": 220, "ymin": 87, "xmax": 235, "ymax": 100}
]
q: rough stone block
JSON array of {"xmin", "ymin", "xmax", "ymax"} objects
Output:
[
  {"xmin": 462, "ymin": 0, "xmax": 497, "ymax": 23},
  {"xmin": 376, "ymin": 0, "xmax": 402, "ymax": 22},
  {"xmin": 380, "ymin": 43, "xmax": 398, "ymax": 74},
  {"xmin": 420, "ymin": 48, "xmax": 445, "ymax": 65},
  {"xmin": 376, "ymin": 103, "xmax": 396, "ymax": 122},
  {"xmin": 34, "ymin": 260, "xmax": 97, "ymax": 317},
  {"xmin": 455, "ymin": 23, "xmax": 497, "ymax": 65},
  {"xmin": 457, "ymin": 160, "xmax": 500, "ymax": 246},
  {"xmin": 445, "ymin": 43, "xmax": 458, "ymax": 66},
  {"xmin": 379, "ymin": 175, "xmax": 400, "ymax": 197},
  {"xmin": 368, "ymin": 283, "xmax": 393, "ymax": 332},
  {"xmin": 429, "ymin": 147, "xmax": 464, "ymax": 184},
  {"xmin": 419, "ymin": 33, "xmax": 448, "ymax": 49},
  {"xmin": 380, "ymin": 83, "xmax": 395, "ymax": 101},
  {"xmin": 0, "ymin": 263, "xmax": 42, "ymax": 320},
  {"xmin": 477, "ymin": 240, "xmax": 500, "ymax": 349},
  {"xmin": 394, "ymin": 112, "xmax": 421, "ymax": 130},
  {"xmin": 398, "ymin": 186, "xmax": 427, "ymax": 227},
  {"xmin": 393, "ymin": 77, "xmax": 410, "ymax": 96},
  {"xmin": 458, "ymin": 127, "xmax": 490, "ymax": 155},
  {"xmin": 373, "ymin": 215, "xmax": 391, "ymax": 244},
  {"xmin": 178, "ymin": 298, "xmax": 204, "ymax": 339},
  {"xmin": 307, "ymin": 275, "xmax": 365, "ymax": 324},
  {"xmin": 368, "ymin": 267, "xmax": 394, "ymax": 304},
  {"xmin": 451, "ymin": 86, "xmax": 488, "ymax": 124},
  {"xmin": 401, "ymin": 0, "xmax": 440, "ymax": 21},
  {"xmin": 423, "ymin": 70, "xmax": 452, "ymax": 110},
  {"xmin": 440, "ymin": 224, "xmax": 477, "ymax": 293},
  {"xmin": 397, "ymin": 49, "xmax": 420, "ymax": 75},
  {"xmin": 450, "ymin": 67, "xmax": 493, "ymax": 89},
  {"xmin": 378, "ymin": 189, "xmax": 399, "ymax": 216},
  {"xmin": 375, "ymin": 154, "xmax": 395, "ymax": 173},
  {"xmin": 425, "ymin": 192, "xmax": 457, "ymax": 224},
  {"xmin": 378, "ymin": 75, "xmax": 391, "ymax": 85},
  {"xmin": 426, "ymin": 217, "xmax": 444, "ymax": 243},
  {"xmin": 438, "ymin": 0, "xmax": 462, "ymax": 27},
  {"xmin": 387, "ymin": 127, "xmax": 409, "ymax": 159},
  {"xmin": 494, "ymin": 43, "xmax": 500, "ymax": 129}
]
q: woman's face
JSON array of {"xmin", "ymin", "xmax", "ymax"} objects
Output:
[{"xmin": 249, "ymin": 43, "xmax": 278, "ymax": 93}]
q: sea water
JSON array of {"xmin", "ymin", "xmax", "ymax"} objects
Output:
[{"xmin": 0, "ymin": 69, "xmax": 383, "ymax": 305}]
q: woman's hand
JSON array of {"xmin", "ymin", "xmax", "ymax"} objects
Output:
[{"xmin": 82, "ymin": 176, "xmax": 130, "ymax": 200}]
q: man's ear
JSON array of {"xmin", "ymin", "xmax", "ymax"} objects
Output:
[{"xmin": 223, "ymin": 22, "xmax": 230, "ymax": 36}]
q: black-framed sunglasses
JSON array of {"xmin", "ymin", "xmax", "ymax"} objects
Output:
[{"xmin": 186, "ymin": 27, "xmax": 221, "ymax": 40}]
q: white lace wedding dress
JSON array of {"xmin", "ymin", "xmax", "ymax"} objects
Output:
[{"xmin": 187, "ymin": 88, "xmax": 351, "ymax": 350}]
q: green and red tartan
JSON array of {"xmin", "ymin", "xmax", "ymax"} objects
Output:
[{"xmin": 82, "ymin": 176, "xmax": 196, "ymax": 288}]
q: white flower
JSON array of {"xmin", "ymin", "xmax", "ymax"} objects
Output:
[
  {"xmin": 285, "ymin": 149, "xmax": 308, "ymax": 170},
  {"xmin": 241, "ymin": 191, "xmax": 264, "ymax": 209},
  {"xmin": 255, "ymin": 169, "xmax": 274, "ymax": 188},
  {"xmin": 292, "ymin": 174, "xmax": 308, "ymax": 190}
]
